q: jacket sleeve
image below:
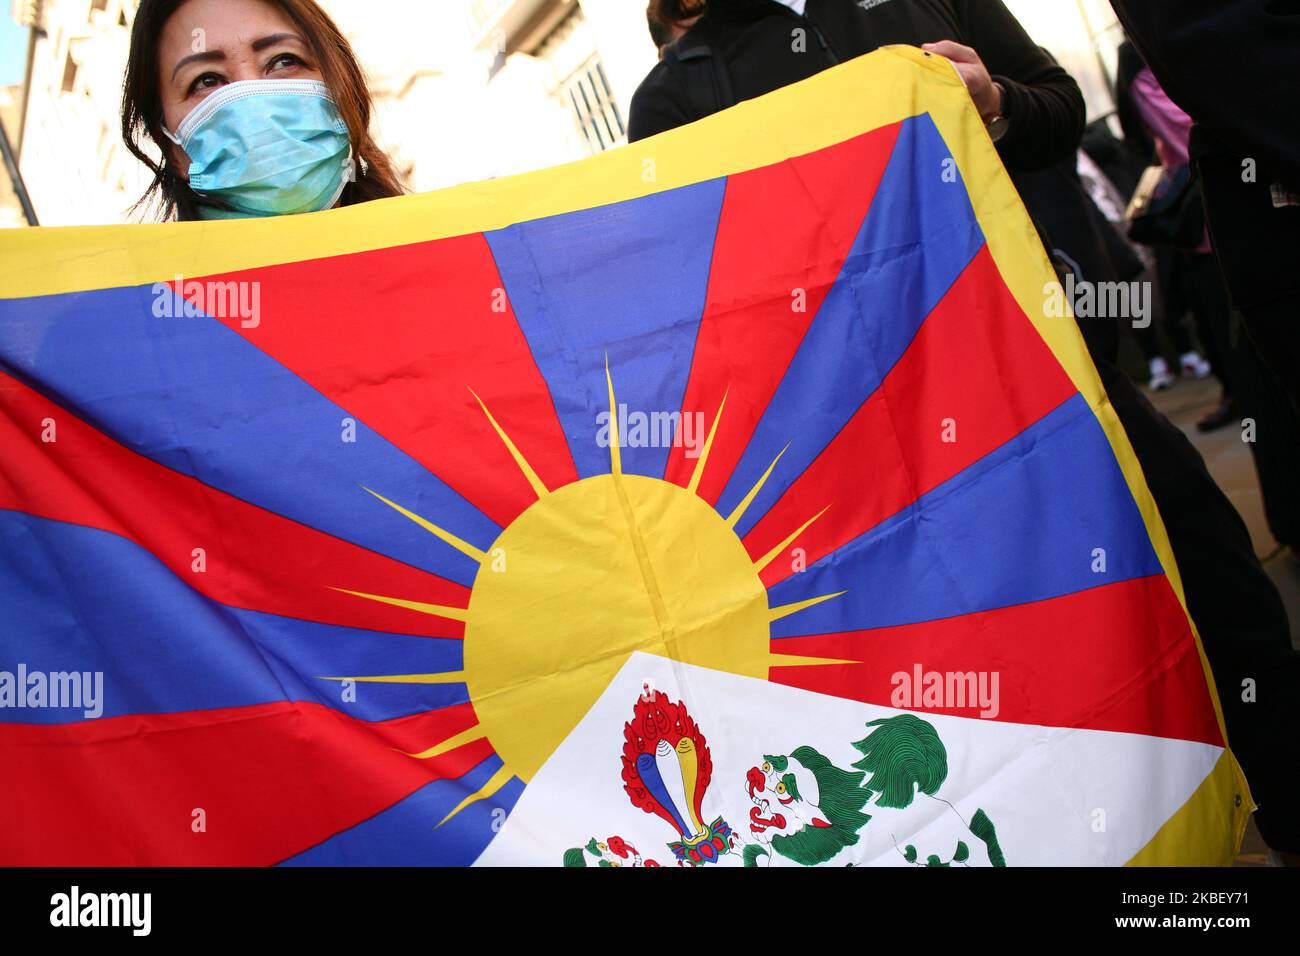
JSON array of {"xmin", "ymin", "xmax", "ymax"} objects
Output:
[
  {"xmin": 1108, "ymin": 0, "xmax": 1300, "ymax": 186},
  {"xmin": 628, "ymin": 63, "xmax": 696, "ymax": 143},
  {"xmin": 953, "ymin": 0, "xmax": 1087, "ymax": 171},
  {"xmin": 1130, "ymin": 68, "xmax": 1193, "ymax": 168}
]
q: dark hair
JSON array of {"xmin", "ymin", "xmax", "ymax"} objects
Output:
[
  {"xmin": 122, "ymin": 0, "xmax": 405, "ymax": 221},
  {"xmin": 646, "ymin": 5, "xmax": 673, "ymax": 49},
  {"xmin": 647, "ymin": 0, "xmax": 708, "ymax": 28}
]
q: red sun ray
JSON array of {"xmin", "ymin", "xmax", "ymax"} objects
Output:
[
  {"xmin": 770, "ymin": 575, "xmax": 1223, "ymax": 746},
  {"xmin": 744, "ymin": 246, "xmax": 1078, "ymax": 588},
  {"xmin": 0, "ymin": 700, "xmax": 494, "ymax": 866},
  {"xmin": 0, "ymin": 371, "xmax": 468, "ymax": 638},
  {"xmin": 662, "ymin": 122, "xmax": 902, "ymax": 500},
  {"xmin": 184, "ymin": 231, "xmax": 579, "ymax": 528}
]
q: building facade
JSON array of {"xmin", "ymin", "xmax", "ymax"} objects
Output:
[{"xmin": 10, "ymin": 0, "xmax": 145, "ymax": 225}]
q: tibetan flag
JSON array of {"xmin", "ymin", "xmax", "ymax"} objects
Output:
[{"xmin": 0, "ymin": 48, "xmax": 1249, "ymax": 867}]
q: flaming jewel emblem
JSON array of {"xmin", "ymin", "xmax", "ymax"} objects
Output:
[{"xmin": 621, "ymin": 689, "xmax": 733, "ymax": 865}]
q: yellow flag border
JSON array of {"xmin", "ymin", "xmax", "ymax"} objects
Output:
[{"xmin": 0, "ymin": 45, "xmax": 1250, "ymax": 864}]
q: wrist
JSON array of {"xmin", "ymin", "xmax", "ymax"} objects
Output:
[
  {"xmin": 983, "ymin": 82, "xmax": 1009, "ymax": 143},
  {"xmin": 981, "ymin": 81, "xmax": 1005, "ymax": 122}
]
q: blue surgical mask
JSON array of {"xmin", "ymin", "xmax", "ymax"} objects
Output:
[{"xmin": 162, "ymin": 79, "xmax": 353, "ymax": 219}]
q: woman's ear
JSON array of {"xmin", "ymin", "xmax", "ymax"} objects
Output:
[{"xmin": 166, "ymin": 139, "xmax": 191, "ymax": 182}]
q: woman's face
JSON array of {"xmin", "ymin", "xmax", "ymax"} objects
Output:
[{"xmin": 158, "ymin": 0, "xmax": 325, "ymax": 179}]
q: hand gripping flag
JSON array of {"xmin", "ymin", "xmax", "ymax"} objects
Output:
[{"xmin": 0, "ymin": 48, "xmax": 1250, "ymax": 866}]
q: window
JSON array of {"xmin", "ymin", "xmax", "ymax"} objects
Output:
[
  {"xmin": 560, "ymin": 57, "xmax": 624, "ymax": 153},
  {"xmin": 61, "ymin": 52, "xmax": 78, "ymax": 93},
  {"xmin": 533, "ymin": 6, "xmax": 625, "ymax": 154}
]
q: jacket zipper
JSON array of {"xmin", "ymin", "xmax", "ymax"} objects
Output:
[
  {"xmin": 749, "ymin": 0, "xmax": 841, "ymax": 66},
  {"xmin": 805, "ymin": 12, "xmax": 841, "ymax": 65}
]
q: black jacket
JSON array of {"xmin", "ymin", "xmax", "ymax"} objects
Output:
[
  {"xmin": 629, "ymin": 0, "xmax": 1085, "ymax": 172},
  {"xmin": 1108, "ymin": 0, "xmax": 1300, "ymax": 310},
  {"xmin": 1107, "ymin": 0, "xmax": 1300, "ymax": 190}
]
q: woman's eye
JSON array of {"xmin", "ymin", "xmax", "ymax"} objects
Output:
[
  {"xmin": 267, "ymin": 53, "xmax": 303, "ymax": 73},
  {"xmin": 188, "ymin": 73, "xmax": 223, "ymax": 96}
]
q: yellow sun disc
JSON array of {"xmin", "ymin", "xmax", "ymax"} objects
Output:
[{"xmin": 464, "ymin": 473, "xmax": 771, "ymax": 781}]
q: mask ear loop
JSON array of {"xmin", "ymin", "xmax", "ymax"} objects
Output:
[
  {"xmin": 157, "ymin": 123, "xmax": 197, "ymax": 196},
  {"xmin": 346, "ymin": 146, "xmax": 370, "ymax": 181},
  {"xmin": 320, "ymin": 144, "xmax": 358, "ymax": 212}
]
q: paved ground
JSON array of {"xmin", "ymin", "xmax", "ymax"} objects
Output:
[{"xmin": 1145, "ymin": 374, "xmax": 1299, "ymax": 867}]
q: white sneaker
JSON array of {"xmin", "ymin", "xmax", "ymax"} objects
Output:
[
  {"xmin": 1180, "ymin": 351, "xmax": 1212, "ymax": 379},
  {"xmin": 1149, "ymin": 357, "xmax": 1175, "ymax": 391}
]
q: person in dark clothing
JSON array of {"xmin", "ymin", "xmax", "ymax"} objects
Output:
[
  {"xmin": 1184, "ymin": 256, "xmax": 1300, "ymax": 549},
  {"xmin": 1106, "ymin": 0, "xmax": 1300, "ymax": 412},
  {"xmin": 1105, "ymin": 2, "xmax": 1300, "ymax": 188},
  {"xmin": 631, "ymin": 0, "xmax": 1084, "ymax": 173},
  {"xmin": 646, "ymin": 0, "xmax": 698, "ymax": 57},
  {"xmin": 1126, "ymin": 54, "xmax": 1299, "ymax": 494},
  {"xmin": 636, "ymin": 0, "xmax": 1300, "ymax": 856}
]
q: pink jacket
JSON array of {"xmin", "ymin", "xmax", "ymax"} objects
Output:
[{"xmin": 1130, "ymin": 66, "xmax": 1211, "ymax": 252}]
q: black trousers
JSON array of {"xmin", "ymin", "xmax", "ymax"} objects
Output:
[
  {"xmin": 1239, "ymin": 293, "xmax": 1300, "ymax": 414},
  {"xmin": 1085, "ymin": 341, "xmax": 1300, "ymax": 851},
  {"xmin": 1196, "ymin": 152, "xmax": 1300, "ymax": 414},
  {"xmin": 1136, "ymin": 248, "xmax": 1199, "ymax": 365},
  {"xmin": 1184, "ymin": 257, "xmax": 1300, "ymax": 547}
]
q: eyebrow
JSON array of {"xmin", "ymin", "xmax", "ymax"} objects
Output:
[
  {"xmin": 170, "ymin": 33, "xmax": 308, "ymax": 81},
  {"xmin": 252, "ymin": 32, "xmax": 306, "ymax": 52}
]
